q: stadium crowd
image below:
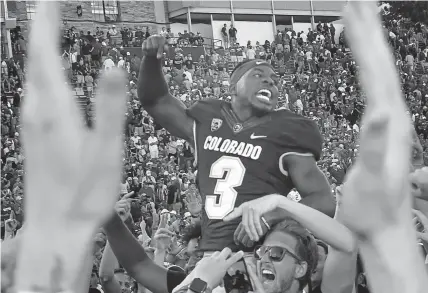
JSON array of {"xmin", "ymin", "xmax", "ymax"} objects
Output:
[{"xmin": 2, "ymin": 2, "xmax": 428, "ymax": 293}]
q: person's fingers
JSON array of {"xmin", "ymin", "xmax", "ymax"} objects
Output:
[
  {"xmin": 25, "ymin": 1, "xmax": 73, "ymax": 124},
  {"xmin": 413, "ymin": 217, "xmax": 420, "ymax": 228},
  {"xmin": 413, "ymin": 209, "xmax": 428, "ymax": 229},
  {"xmin": 223, "ymin": 206, "xmax": 243, "ymax": 222},
  {"xmin": 241, "ymin": 208, "xmax": 249, "ymax": 239},
  {"xmin": 156, "ymin": 38, "xmax": 166, "ymax": 59},
  {"xmin": 416, "ymin": 231, "xmax": 428, "ymax": 243},
  {"xmin": 142, "ymin": 39, "xmax": 148, "ymax": 55},
  {"xmin": 246, "ymin": 208, "xmax": 258, "ymax": 241},
  {"xmin": 159, "ymin": 214, "xmax": 167, "ymax": 229},
  {"xmin": 225, "ymin": 251, "xmax": 245, "ymax": 267},
  {"xmin": 92, "ymin": 68, "xmax": 127, "ymax": 158},
  {"xmin": 218, "ymin": 247, "xmax": 232, "ymax": 260},
  {"xmin": 23, "ymin": 3, "xmax": 83, "ymax": 195},
  {"xmin": 254, "ymin": 214, "xmax": 264, "ymax": 240},
  {"xmin": 163, "ymin": 43, "xmax": 169, "ymax": 58},
  {"xmin": 122, "ymin": 192, "xmax": 135, "ymax": 200},
  {"xmin": 233, "ymin": 223, "xmax": 243, "ymax": 245},
  {"xmin": 233, "ymin": 222, "xmax": 254, "ymax": 246},
  {"xmin": 116, "ymin": 207, "xmax": 126, "ymax": 215},
  {"xmin": 77, "ymin": 69, "xmax": 126, "ymax": 217},
  {"xmin": 245, "ymin": 260, "xmax": 265, "ymax": 293},
  {"xmin": 156, "ymin": 228, "xmax": 175, "ymax": 235},
  {"xmin": 242, "ymin": 236, "xmax": 254, "ymax": 248}
]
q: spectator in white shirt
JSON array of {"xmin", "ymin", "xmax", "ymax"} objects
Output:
[
  {"xmin": 103, "ymin": 56, "xmax": 115, "ymax": 71},
  {"xmin": 246, "ymin": 46, "xmax": 256, "ymax": 60},
  {"xmin": 147, "ymin": 132, "xmax": 159, "ymax": 159},
  {"xmin": 117, "ymin": 57, "xmax": 125, "ymax": 68}
]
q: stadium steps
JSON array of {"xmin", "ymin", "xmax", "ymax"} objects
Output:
[
  {"xmin": 282, "ymin": 57, "xmax": 295, "ymax": 86},
  {"xmin": 227, "ymin": 62, "xmax": 235, "ymax": 73},
  {"xmin": 73, "ymin": 87, "xmax": 89, "ymax": 114}
]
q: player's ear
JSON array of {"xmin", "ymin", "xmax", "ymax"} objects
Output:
[{"xmin": 294, "ymin": 261, "xmax": 307, "ymax": 279}]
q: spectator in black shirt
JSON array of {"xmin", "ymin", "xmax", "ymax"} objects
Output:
[
  {"xmin": 183, "ymin": 53, "xmax": 194, "ymax": 73},
  {"xmin": 81, "ymin": 40, "xmax": 93, "ymax": 64},
  {"xmin": 229, "ymin": 24, "xmax": 237, "ymax": 46},
  {"xmin": 221, "ymin": 24, "xmax": 228, "ymax": 48}
]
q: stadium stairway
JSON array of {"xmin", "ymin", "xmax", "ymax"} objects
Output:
[
  {"xmin": 73, "ymin": 87, "xmax": 88, "ymax": 114},
  {"xmin": 282, "ymin": 56, "xmax": 295, "ymax": 86}
]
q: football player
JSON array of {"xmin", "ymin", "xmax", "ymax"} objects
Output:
[{"xmin": 137, "ymin": 35, "xmax": 335, "ymax": 251}]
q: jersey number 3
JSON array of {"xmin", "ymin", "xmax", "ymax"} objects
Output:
[{"xmin": 205, "ymin": 156, "xmax": 246, "ymax": 219}]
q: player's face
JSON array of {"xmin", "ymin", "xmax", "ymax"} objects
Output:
[
  {"xmin": 236, "ymin": 66, "xmax": 279, "ymax": 113},
  {"xmin": 256, "ymin": 231, "xmax": 301, "ymax": 293}
]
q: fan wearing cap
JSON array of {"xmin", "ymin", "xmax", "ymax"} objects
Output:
[{"xmin": 104, "ymin": 35, "xmax": 334, "ymax": 293}]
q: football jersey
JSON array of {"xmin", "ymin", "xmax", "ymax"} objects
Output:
[{"xmin": 187, "ymin": 99, "xmax": 322, "ymax": 251}]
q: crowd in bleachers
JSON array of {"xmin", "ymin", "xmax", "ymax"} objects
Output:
[{"xmin": 2, "ymin": 6, "xmax": 428, "ymax": 293}]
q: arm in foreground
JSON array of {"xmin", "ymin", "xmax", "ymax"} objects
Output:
[
  {"xmin": 104, "ymin": 213, "xmax": 170, "ymax": 293},
  {"xmin": 275, "ymin": 195, "xmax": 355, "ymax": 253},
  {"xmin": 321, "ymin": 200, "xmax": 358, "ymax": 293},
  {"xmin": 99, "ymin": 241, "xmax": 122, "ymax": 293},
  {"xmin": 339, "ymin": 2, "xmax": 428, "ymax": 293}
]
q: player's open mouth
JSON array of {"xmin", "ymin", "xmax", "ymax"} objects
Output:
[
  {"xmin": 261, "ymin": 268, "xmax": 276, "ymax": 282},
  {"xmin": 256, "ymin": 89, "xmax": 272, "ymax": 102}
]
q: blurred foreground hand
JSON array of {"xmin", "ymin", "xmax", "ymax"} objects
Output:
[{"xmin": 14, "ymin": 2, "xmax": 126, "ymax": 293}]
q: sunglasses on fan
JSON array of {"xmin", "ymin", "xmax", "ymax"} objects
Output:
[{"xmin": 254, "ymin": 245, "xmax": 302, "ymax": 263}]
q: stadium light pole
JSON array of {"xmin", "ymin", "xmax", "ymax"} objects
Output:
[
  {"xmin": 271, "ymin": 0, "xmax": 276, "ymax": 35},
  {"xmin": 187, "ymin": 7, "xmax": 192, "ymax": 33},
  {"xmin": 230, "ymin": 0, "xmax": 235, "ymax": 26},
  {"xmin": 309, "ymin": 0, "xmax": 315, "ymax": 30},
  {"xmin": 3, "ymin": 0, "xmax": 13, "ymax": 58}
]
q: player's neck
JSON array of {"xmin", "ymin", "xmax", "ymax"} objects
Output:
[{"xmin": 230, "ymin": 99, "xmax": 253, "ymax": 122}]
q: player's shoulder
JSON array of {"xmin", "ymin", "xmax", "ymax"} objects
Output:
[
  {"xmin": 268, "ymin": 109, "xmax": 323, "ymax": 160},
  {"xmin": 270, "ymin": 109, "xmax": 321, "ymax": 135},
  {"xmin": 187, "ymin": 98, "xmax": 227, "ymax": 122}
]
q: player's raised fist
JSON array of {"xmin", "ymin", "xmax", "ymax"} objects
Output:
[{"xmin": 142, "ymin": 35, "xmax": 168, "ymax": 59}]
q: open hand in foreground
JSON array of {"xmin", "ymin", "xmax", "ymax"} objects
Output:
[
  {"xmin": 14, "ymin": 2, "xmax": 126, "ymax": 292},
  {"xmin": 338, "ymin": 1, "xmax": 412, "ymax": 238}
]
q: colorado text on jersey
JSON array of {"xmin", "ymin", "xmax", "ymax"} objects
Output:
[{"xmin": 203, "ymin": 136, "xmax": 262, "ymax": 160}]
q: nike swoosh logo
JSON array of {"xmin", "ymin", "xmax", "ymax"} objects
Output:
[
  {"xmin": 256, "ymin": 61, "xmax": 263, "ymax": 65},
  {"xmin": 250, "ymin": 133, "xmax": 267, "ymax": 139}
]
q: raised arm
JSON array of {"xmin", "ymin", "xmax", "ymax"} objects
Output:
[
  {"xmin": 104, "ymin": 213, "xmax": 170, "ymax": 293},
  {"xmin": 138, "ymin": 36, "xmax": 194, "ymax": 144}
]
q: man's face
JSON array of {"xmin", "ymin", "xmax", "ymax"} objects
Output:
[
  {"xmin": 235, "ymin": 66, "xmax": 279, "ymax": 114},
  {"xmin": 115, "ymin": 272, "xmax": 133, "ymax": 293},
  {"xmin": 256, "ymin": 231, "xmax": 301, "ymax": 293}
]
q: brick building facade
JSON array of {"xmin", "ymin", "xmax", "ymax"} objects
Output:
[{"xmin": 2, "ymin": 0, "xmax": 168, "ymax": 42}]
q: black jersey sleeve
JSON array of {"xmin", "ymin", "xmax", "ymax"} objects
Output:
[
  {"xmin": 166, "ymin": 267, "xmax": 187, "ymax": 293},
  {"xmin": 186, "ymin": 99, "xmax": 224, "ymax": 123},
  {"xmin": 273, "ymin": 114, "xmax": 323, "ymax": 160}
]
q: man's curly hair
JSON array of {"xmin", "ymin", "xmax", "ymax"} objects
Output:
[{"xmin": 268, "ymin": 218, "xmax": 319, "ymax": 292}]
